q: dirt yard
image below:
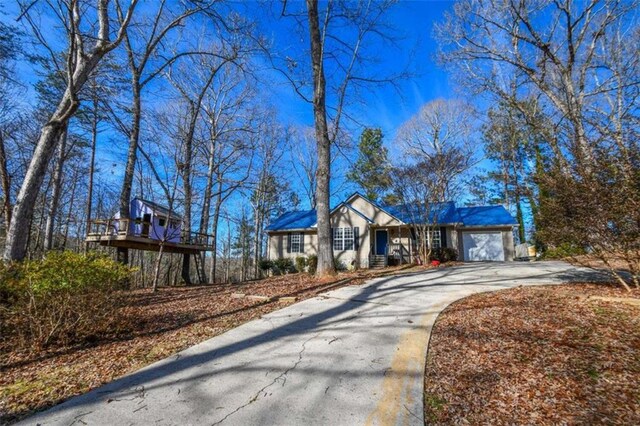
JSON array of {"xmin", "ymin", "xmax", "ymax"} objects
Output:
[
  {"xmin": 0, "ymin": 266, "xmax": 410, "ymax": 424},
  {"xmin": 424, "ymin": 283, "xmax": 640, "ymax": 425}
]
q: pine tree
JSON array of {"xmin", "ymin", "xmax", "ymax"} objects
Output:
[{"xmin": 347, "ymin": 128, "xmax": 392, "ymax": 202}]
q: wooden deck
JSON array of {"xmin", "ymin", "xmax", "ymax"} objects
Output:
[
  {"xmin": 86, "ymin": 234, "xmax": 211, "ymax": 254},
  {"xmin": 86, "ymin": 219, "xmax": 214, "ymax": 254}
]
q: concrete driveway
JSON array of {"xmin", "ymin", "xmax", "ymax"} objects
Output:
[{"xmin": 22, "ymin": 261, "xmax": 605, "ymax": 426}]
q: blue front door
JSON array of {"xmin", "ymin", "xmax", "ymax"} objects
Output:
[{"xmin": 376, "ymin": 230, "xmax": 388, "ymax": 255}]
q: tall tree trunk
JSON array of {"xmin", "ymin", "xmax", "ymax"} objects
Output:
[
  {"xmin": 209, "ymin": 183, "xmax": 222, "ymax": 283},
  {"xmin": 152, "ymin": 244, "xmax": 165, "ymax": 292},
  {"xmin": 4, "ymin": 119, "xmax": 69, "ymax": 261},
  {"xmin": 199, "ymin": 133, "xmax": 218, "ymax": 284},
  {"xmin": 44, "ymin": 126, "xmax": 68, "ymax": 251},
  {"xmin": 306, "ymin": 0, "xmax": 335, "ymax": 275},
  {"xmin": 0, "ymin": 131, "xmax": 12, "ymax": 229},
  {"xmin": 84, "ymin": 95, "xmax": 99, "ymax": 253},
  {"xmin": 118, "ymin": 77, "xmax": 142, "ymax": 266},
  {"xmin": 62, "ymin": 166, "xmax": 78, "ymax": 249},
  {"xmin": 181, "ymin": 112, "xmax": 194, "ymax": 285},
  {"xmin": 253, "ymin": 210, "xmax": 261, "ymax": 279}
]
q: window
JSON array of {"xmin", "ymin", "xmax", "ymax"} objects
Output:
[
  {"xmin": 343, "ymin": 227, "xmax": 354, "ymax": 250},
  {"xmin": 431, "ymin": 229, "xmax": 441, "ymax": 249},
  {"xmin": 333, "ymin": 227, "xmax": 357, "ymax": 251},
  {"xmin": 169, "ymin": 219, "xmax": 180, "ymax": 229},
  {"xmin": 290, "ymin": 233, "xmax": 302, "ymax": 253},
  {"xmin": 333, "ymin": 228, "xmax": 344, "ymax": 251},
  {"xmin": 158, "ymin": 217, "xmax": 166, "ymax": 227},
  {"xmin": 415, "ymin": 229, "xmax": 442, "ymax": 249}
]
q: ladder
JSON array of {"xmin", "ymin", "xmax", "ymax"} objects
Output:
[{"xmin": 193, "ymin": 253, "xmax": 205, "ymax": 284}]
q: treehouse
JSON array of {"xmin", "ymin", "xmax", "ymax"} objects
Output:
[{"xmin": 86, "ymin": 197, "xmax": 213, "ymax": 254}]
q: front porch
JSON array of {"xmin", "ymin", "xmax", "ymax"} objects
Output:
[{"xmin": 368, "ymin": 226, "xmax": 415, "ymax": 268}]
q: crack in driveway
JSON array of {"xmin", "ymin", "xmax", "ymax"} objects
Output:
[{"xmin": 211, "ymin": 332, "xmax": 320, "ymax": 425}]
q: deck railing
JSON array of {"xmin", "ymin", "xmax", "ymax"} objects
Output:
[
  {"xmin": 87, "ymin": 218, "xmax": 214, "ymax": 249},
  {"xmin": 388, "ymin": 243, "xmax": 411, "ymax": 264}
]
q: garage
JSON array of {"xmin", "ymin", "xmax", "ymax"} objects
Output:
[{"xmin": 462, "ymin": 231, "xmax": 505, "ymax": 261}]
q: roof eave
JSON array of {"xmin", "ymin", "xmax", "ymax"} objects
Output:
[{"xmin": 266, "ymin": 227, "xmax": 316, "ymax": 233}]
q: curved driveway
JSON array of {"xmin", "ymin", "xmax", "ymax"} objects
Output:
[{"xmin": 22, "ymin": 261, "xmax": 604, "ymax": 426}]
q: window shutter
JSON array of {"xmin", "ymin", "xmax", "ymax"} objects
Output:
[
  {"xmin": 354, "ymin": 227, "xmax": 359, "ymax": 251},
  {"xmin": 300, "ymin": 232, "xmax": 305, "ymax": 253},
  {"xmin": 440, "ymin": 227, "xmax": 447, "ymax": 248},
  {"xmin": 287, "ymin": 233, "xmax": 292, "ymax": 253}
]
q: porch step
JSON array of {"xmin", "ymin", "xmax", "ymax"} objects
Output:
[{"xmin": 370, "ymin": 255, "xmax": 386, "ymax": 268}]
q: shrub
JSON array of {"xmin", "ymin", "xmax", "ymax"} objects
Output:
[
  {"xmin": 429, "ymin": 248, "xmax": 458, "ymax": 263},
  {"xmin": 307, "ymin": 255, "xmax": 318, "ymax": 275},
  {"xmin": 542, "ymin": 243, "xmax": 586, "ymax": 259},
  {"xmin": 258, "ymin": 259, "xmax": 273, "ymax": 272},
  {"xmin": 1, "ymin": 251, "xmax": 132, "ymax": 350},
  {"xmin": 295, "ymin": 256, "xmax": 307, "ymax": 273},
  {"xmin": 272, "ymin": 258, "xmax": 296, "ymax": 275},
  {"xmin": 335, "ymin": 260, "xmax": 348, "ymax": 271}
]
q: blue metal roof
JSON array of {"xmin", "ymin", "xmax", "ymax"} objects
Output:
[
  {"xmin": 265, "ymin": 209, "xmax": 317, "ymax": 231},
  {"xmin": 384, "ymin": 202, "xmax": 459, "ymax": 224},
  {"xmin": 266, "ymin": 198, "xmax": 517, "ymax": 231},
  {"xmin": 457, "ymin": 206, "xmax": 518, "ymax": 226}
]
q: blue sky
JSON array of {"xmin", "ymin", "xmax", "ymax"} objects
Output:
[
  {"xmin": 255, "ymin": 1, "xmax": 455, "ymax": 141},
  {"xmin": 243, "ymin": 1, "xmax": 461, "ymax": 207},
  {"xmin": 2, "ymin": 1, "xmax": 487, "ymax": 223},
  {"xmin": 2, "ymin": 1, "xmax": 456, "ymax": 149}
]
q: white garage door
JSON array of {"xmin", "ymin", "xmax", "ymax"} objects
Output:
[{"xmin": 462, "ymin": 232, "xmax": 505, "ymax": 261}]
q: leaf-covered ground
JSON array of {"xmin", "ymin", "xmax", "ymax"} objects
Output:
[
  {"xmin": 424, "ymin": 283, "xmax": 640, "ymax": 425},
  {"xmin": 0, "ymin": 267, "xmax": 409, "ymax": 424}
]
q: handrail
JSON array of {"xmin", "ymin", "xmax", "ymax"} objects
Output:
[
  {"xmin": 388, "ymin": 242, "xmax": 411, "ymax": 264},
  {"xmin": 87, "ymin": 218, "xmax": 215, "ymax": 248}
]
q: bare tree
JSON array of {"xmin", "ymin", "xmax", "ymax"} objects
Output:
[
  {"xmin": 199, "ymin": 66, "xmax": 254, "ymax": 283},
  {"xmin": 435, "ymin": 0, "xmax": 638, "ymax": 174},
  {"xmin": 115, "ymin": 0, "xmax": 216, "ymax": 265},
  {"xmin": 250, "ymin": 120, "xmax": 290, "ymax": 279},
  {"xmin": 0, "ymin": 18, "xmax": 22, "ymax": 231},
  {"xmin": 390, "ymin": 161, "xmax": 457, "ymax": 264},
  {"xmin": 166, "ymin": 49, "xmax": 242, "ymax": 284},
  {"xmin": 273, "ymin": 0, "xmax": 405, "ymax": 275},
  {"xmin": 436, "ymin": 0, "xmax": 640, "ymax": 289},
  {"xmin": 288, "ymin": 127, "xmax": 318, "ymax": 209},
  {"xmin": 43, "ymin": 126, "xmax": 68, "ymax": 250},
  {"xmin": 4, "ymin": 0, "xmax": 137, "ymax": 262},
  {"xmin": 396, "ymin": 99, "xmax": 476, "ymax": 200}
]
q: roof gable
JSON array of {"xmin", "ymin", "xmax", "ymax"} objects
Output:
[
  {"xmin": 330, "ymin": 202, "xmax": 374, "ymax": 223},
  {"xmin": 134, "ymin": 197, "xmax": 182, "ymax": 219},
  {"xmin": 344, "ymin": 192, "xmax": 404, "ymax": 226}
]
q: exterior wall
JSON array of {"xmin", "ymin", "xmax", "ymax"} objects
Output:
[
  {"xmin": 331, "ymin": 205, "xmax": 370, "ymax": 268},
  {"xmin": 267, "ymin": 231, "xmax": 318, "ymax": 260},
  {"xmin": 114, "ymin": 200, "xmax": 181, "ymax": 242},
  {"xmin": 502, "ymin": 229, "xmax": 515, "ymax": 261},
  {"xmin": 348, "ymin": 195, "xmax": 403, "ymax": 227},
  {"xmin": 386, "ymin": 226, "xmax": 413, "ymax": 263},
  {"xmin": 132, "ymin": 200, "xmax": 182, "ymax": 243},
  {"xmin": 456, "ymin": 227, "xmax": 515, "ymax": 261},
  {"xmin": 446, "ymin": 227, "xmax": 457, "ymax": 250}
]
